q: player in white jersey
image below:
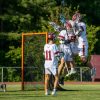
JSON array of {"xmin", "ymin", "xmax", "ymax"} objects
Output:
[
  {"xmin": 58, "ymin": 21, "xmax": 77, "ymax": 81},
  {"xmin": 44, "ymin": 33, "xmax": 60, "ymax": 95},
  {"xmin": 72, "ymin": 12, "xmax": 88, "ymax": 62}
]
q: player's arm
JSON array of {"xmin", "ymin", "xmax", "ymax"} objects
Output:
[
  {"xmin": 43, "ymin": 44, "xmax": 46, "ymax": 56},
  {"xmin": 75, "ymin": 25, "xmax": 84, "ymax": 37},
  {"xmin": 58, "ymin": 44, "xmax": 65, "ymax": 59},
  {"xmin": 53, "ymin": 45, "xmax": 61, "ymax": 61},
  {"xmin": 58, "ymin": 30, "xmax": 71, "ymax": 44}
]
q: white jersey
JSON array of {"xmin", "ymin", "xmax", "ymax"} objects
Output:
[
  {"xmin": 76, "ymin": 22, "xmax": 88, "ymax": 48},
  {"xmin": 44, "ymin": 44, "xmax": 59, "ymax": 68},
  {"xmin": 58, "ymin": 29, "xmax": 76, "ymax": 41},
  {"xmin": 59, "ymin": 29, "xmax": 78, "ymax": 54},
  {"xmin": 58, "ymin": 30, "xmax": 67, "ymax": 40},
  {"xmin": 58, "ymin": 44, "xmax": 73, "ymax": 61},
  {"xmin": 76, "ymin": 22, "xmax": 88, "ymax": 57}
]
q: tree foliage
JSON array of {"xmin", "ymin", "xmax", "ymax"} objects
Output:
[{"xmin": 0, "ymin": 0, "xmax": 100, "ymax": 81}]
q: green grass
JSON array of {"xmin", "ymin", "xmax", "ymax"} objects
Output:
[{"xmin": 0, "ymin": 84, "xmax": 100, "ymax": 100}]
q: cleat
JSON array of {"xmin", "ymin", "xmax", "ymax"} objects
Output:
[
  {"xmin": 51, "ymin": 91, "xmax": 56, "ymax": 96},
  {"xmin": 45, "ymin": 92, "xmax": 49, "ymax": 96},
  {"xmin": 45, "ymin": 90, "xmax": 50, "ymax": 96},
  {"xmin": 65, "ymin": 70, "xmax": 76, "ymax": 77}
]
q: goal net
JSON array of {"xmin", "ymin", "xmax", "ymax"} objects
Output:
[{"xmin": 21, "ymin": 32, "xmax": 48, "ymax": 90}]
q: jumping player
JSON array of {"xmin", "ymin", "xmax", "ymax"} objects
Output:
[
  {"xmin": 58, "ymin": 20, "xmax": 77, "ymax": 81},
  {"xmin": 72, "ymin": 12, "xmax": 88, "ymax": 63}
]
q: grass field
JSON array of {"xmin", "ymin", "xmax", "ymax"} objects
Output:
[{"xmin": 0, "ymin": 83, "xmax": 100, "ymax": 100}]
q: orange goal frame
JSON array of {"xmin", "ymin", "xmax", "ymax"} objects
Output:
[{"xmin": 21, "ymin": 32, "xmax": 48, "ymax": 90}]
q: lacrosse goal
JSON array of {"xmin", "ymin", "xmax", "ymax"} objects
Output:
[{"xmin": 21, "ymin": 32, "xmax": 48, "ymax": 90}]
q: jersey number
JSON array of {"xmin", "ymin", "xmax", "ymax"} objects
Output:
[{"xmin": 45, "ymin": 50, "xmax": 52, "ymax": 60}]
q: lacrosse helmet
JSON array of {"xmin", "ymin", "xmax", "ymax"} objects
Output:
[
  {"xmin": 48, "ymin": 33, "xmax": 56, "ymax": 40},
  {"xmin": 65, "ymin": 20, "xmax": 75, "ymax": 30},
  {"xmin": 72, "ymin": 13, "xmax": 81, "ymax": 22}
]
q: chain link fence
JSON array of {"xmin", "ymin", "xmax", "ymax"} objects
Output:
[{"xmin": 0, "ymin": 67, "xmax": 93, "ymax": 83}]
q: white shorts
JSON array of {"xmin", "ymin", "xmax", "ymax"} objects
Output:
[
  {"xmin": 70, "ymin": 42, "xmax": 78, "ymax": 55},
  {"xmin": 45, "ymin": 67, "xmax": 58, "ymax": 76},
  {"xmin": 63, "ymin": 53, "xmax": 73, "ymax": 61},
  {"xmin": 59, "ymin": 44, "xmax": 73, "ymax": 62}
]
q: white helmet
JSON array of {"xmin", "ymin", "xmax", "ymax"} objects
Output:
[
  {"xmin": 65, "ymin": 20, "xmax": 75, "ymax": 30},
  {"xmin": 69, "ymin": 20, "xmax": 75, "ymax": 27},
  {"xmin": 72, "ymin": 13, "xmax": 82, "ymax": 22}
]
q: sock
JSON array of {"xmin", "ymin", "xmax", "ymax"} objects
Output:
[
  {"xmin": 71, "ymin": 68, "xmax": 75, "ymax": 72},
  {"xmin": 53, "ymin": 88, "xmax": 56, "ymax": 92}
]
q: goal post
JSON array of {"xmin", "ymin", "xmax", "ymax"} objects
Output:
[{"xmin": 21, "ymin": 32, "xmax": 48, "ymax": 90}]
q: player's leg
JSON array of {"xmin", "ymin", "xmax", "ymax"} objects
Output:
[
  {"xmin": 58, "ymin": 57, "xmax": 65, "ymax": 85},
  {"xmin": 45, "ymin": 74, "xmax": 50, "ymax": 95},
  {"xmin": 44, "ymin": 68, "xmax": 51, "ymax": 95},
  {"xmin": 65, "ymin": 61, "xmax": 76, "ymax": 76},
  {"xmin": 51, "ymin": 68, "xmax": 59, "ymax": 95},
  {"xmin": 69, "ymin": 61, "xmax": 76, "ymax": 74},
  {"xmin": 65, "ymin": 54, "xmax": 76, "ymax": 77},
  {"xmin": 58, "ymin": 57, "xmax": 65, "ymax": 77},
  {"xmin": 51, "ymin": 75, "xmax": 59, "ymax": 95},
  {"xmin": 53, "ymin": 75, "xmax": 58, "ymax": 89},
  {"xmin": 58, "ymin": 65, "xmax": 66, "ymax": 85},
  {"xmin": 68, "ymin": 42, "xmax": 77, "ymax": 74}
]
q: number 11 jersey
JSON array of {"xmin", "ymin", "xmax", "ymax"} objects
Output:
[{"xmin": 44, "ymin": 44, "xmax": 59, "ymax": 69}]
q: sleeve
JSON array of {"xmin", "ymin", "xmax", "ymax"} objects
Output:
[
  {"xmin": 53, "ymin": 44, "xmax": 59, "ymax": 54},
  {"xmin": 75, "ymin": 23, "xmax": 86, "ymax": 36},
  {"xmin": 58, "ymin": 44, "xmax": 63, "ymax": 52},
  {"xmin": 58, "ymin": 44, "xmax": 64, "ymax": 57},
  {"xmin": 53, "ymin": 44, "xmax": 61, "ymax": 61}
]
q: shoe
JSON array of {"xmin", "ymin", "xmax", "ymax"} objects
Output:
[
  {"xmin": 70, "ymin": 70, "xmax": 76, "ymax": 74},
  {"xmin": 51, "ymin": 90, "xmax": 56, "ymax": 96},
  {"xmin": 65, "ymin": 70, "xmax": 76, "ymax": 77},
  {"xmin": 45, "ymin": 92, "xmax": 49, "ymax": 96},
  {"xmin": 45, "ymin": 90, "xmax": 50, "ymax": 96},
  {"xmin": 65, "ymin": 72, "xmax": 71, "ymax": 77}
]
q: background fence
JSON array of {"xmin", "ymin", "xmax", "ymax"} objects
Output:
[{"xmin": 0, "ymin": 67, "xmax": 92, "ymax": 83}]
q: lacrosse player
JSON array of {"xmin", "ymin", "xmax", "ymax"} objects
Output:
[
  {"xmin": 58, "ymin": 20, "xmax": 77, "ymax": 81},
  {"xmin": 44, "ymin": 33, "xmax": 60, "ymax": 95},
  {"xmin": 72, "ymin": 12, "xmax": 88, "ymax": 63}
]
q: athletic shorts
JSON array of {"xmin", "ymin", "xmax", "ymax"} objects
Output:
[
  {"xmin": 63, "ymin": 53, "xmax": 73, "ymax": 61},
  {"xmin": 70, "ymin": 42, "xmax": 78, "ymax": 55},
  {"xmin": 45, "ymin": 67, "xmax": 58, "ymax": 76},
  {"xmin": 59, "ymin": 44, "xmax": 73, "ymax": 61}
]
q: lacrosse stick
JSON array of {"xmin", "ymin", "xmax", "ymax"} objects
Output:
[{"xmin": 49, "ymin": 21, "xmax": 62, "ymax": 32}]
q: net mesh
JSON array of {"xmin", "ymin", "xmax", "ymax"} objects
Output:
[{"xmin": 22, "ymin": 33, "xmax": 47, "ymax": 90}]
